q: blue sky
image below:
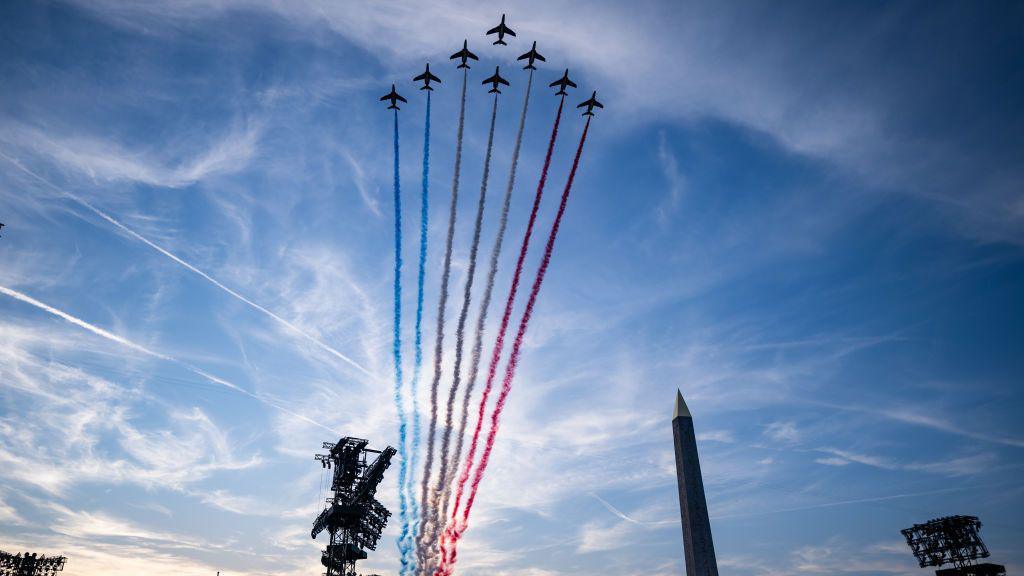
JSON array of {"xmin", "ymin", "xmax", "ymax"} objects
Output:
[{"xmin": 1, "ymin": 1, "xmax": 1022, "ymax": 575}]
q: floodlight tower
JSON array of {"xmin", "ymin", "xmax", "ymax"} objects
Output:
[
  {"xmin": 901, "ymin": 515, "xmax": 1006, "ymax": 576},
  {"xmin": 311, "ymin": 437, "xmax": 396, "ymax": 576}
]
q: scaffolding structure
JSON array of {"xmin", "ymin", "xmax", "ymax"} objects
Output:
[
  {"xmin": 902, "ymin": 515, "xmax": 1006, "ymax": 576},
  {"xmin": 0, "ymin": 551, "xmax": 66, "ymax": 576},
  {"xmin": 311, "ymin": 437, "xmax": 396, "ymax": 576}
]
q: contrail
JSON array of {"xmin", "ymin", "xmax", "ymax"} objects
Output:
[
  {"xmin": 440, "ymin": 116, "xmax": 591, "ymax": 575},
  {"xmin": 445, "ymin": 96, "xmax": 565, "ymax": 558},
  {"xmin": 441, "ymin": 69, "xmax": 534, "ymax": 546},
  {"xmin": 429, "ymin": 91, "xmax": 500, "ymax": 566},
  {"xmin": 389, "ymin": 108, "xmax": 412, "ymax": 575},
  {"xmin": 0, "ymin": 152, "xmax": 379, "ymax": 383},
  {"xmin": 416, "ymin": 67, "xmax": 466, "ymax": 572},
  {"xmin": 401, "ymin": 90, "xmax": 431, "ymax": 576},
  {"xmin": 0, "ymin": 284, "xmax": 338, "ymax": 435}
]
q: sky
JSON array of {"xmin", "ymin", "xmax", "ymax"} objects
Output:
[{"xmin": 0, "ymin": 1, "xmax": 1022, "ymax": 575}]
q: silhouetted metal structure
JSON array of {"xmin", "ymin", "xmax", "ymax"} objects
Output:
[
  {"xmin": 0, "ymin": 551, "xmax": 66, "ymax": 576},
  {"xmin": 311, "ymin": 437, "xmax": 396, "ymax": 576},
  {"xmin": 902, "ymin": 516, "xmax": 1006, "ymax": 576}
]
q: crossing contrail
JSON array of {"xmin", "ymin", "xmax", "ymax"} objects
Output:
[
  {"xmin": 441, "ymin": 69, "xmax": 534, "ymax": 547},
  {"xmin": 389, "ymin": 108, "xmax": 413, "ymax": 576},
  {"xmin": 0, "ymin": 152, "xmax": 379, "ymax": 383},
  {"xmin": 440, "ymin": 112, "xmax": 590, "ymax": 576},
  {"xmin": 401, "ymin": 90, "xmax": 432, "ymax": 576},
  {"xmin": 430, "ymin": 91, "xmax": 500, "ymax": 565},
  {"xmin": 445, "ymin": 97, "xmax": 565, "ymax": 558},
  {"xmin": 0, "ymin": 284, "xmax": 338, "ymax": 435},
  {"xmin": 416, "ymin": 67, "xmax": 467, "ymax": 572}
]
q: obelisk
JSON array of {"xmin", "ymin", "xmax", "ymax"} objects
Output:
[{"xmin": 672, "ymin": 389, "xmax": 719, "ymax": 576}]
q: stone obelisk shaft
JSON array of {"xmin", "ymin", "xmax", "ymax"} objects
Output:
[{"xmin": 672, "ymin": 390, "xmax": 719, "ymax": 576}]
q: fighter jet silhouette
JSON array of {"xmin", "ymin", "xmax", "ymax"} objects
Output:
[
  {"xmin": 549, "ymin": 69, "xmax": 577, "ymax": 96},
  {"xmin": 517, "ymin": 41, "xmax": 546, "ymax": 70},
  {"xmin": 486, "ymin": 14, "xmax": 516, "ymax": 45},
  {"xmin": 577, "ymin": 91, "xmax": 604, "ymax": 116},
  {"xmin": 413, "ymin": 63, "xmax": 441, "ymax": 90},
  {"xmin": 450, "ymin": 40, "xmax": 479, "ymax": 69},
  {"xmin": 482, "ymin": 66, "xmax": 510, "ymax": 94},
  {"xmin": 380, "ymin": 84, "xmax": 407, "ymax": 110}
]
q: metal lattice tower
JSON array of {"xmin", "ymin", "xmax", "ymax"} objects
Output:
[
  {"xmin": 0, "ymin": 551, "xmax": 66, "ymax": 576},
  {"xmin": 311, "ymin": 437, "xmax": 396, "ymax": 576},
  {"xmin": 902, "ymin": 515, "xmax": 992, "ymax": 570}
]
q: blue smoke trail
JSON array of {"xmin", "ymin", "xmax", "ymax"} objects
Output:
[
  {"xmin": 400, "ymin": 91, "xmax": 431, "ymax": 575},
  {"xmin": 390, "ymin": 108, "xmax": 412, "ymax": 574}
]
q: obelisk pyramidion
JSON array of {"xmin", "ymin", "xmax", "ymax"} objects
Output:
[{"xmin": 672, "ymin": 389, "xmax": 719, "ymax": 576}]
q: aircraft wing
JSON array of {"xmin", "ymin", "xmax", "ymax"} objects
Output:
[
  {"xmin": 504, "ymin": 26, "xmax": 516, "ymax": 37},
  {"xmin": 567, "ymin": 78, "xmax": 578, "ymax": 88},
  {"xmin": 450, "ymin": 49, "xmax": 463, "ymax": 59},
  {"xmin": 380, "ymin": 93, "xmax": 391, "ymax": 101},
  {"xmin": 428, "ymin": 72, "xmax": 441, "ymax": 82},
  {"xmin": 486, "ymin": 24, "xmax": 501, "ymax": 35},
  {"xmin": 413, "ymin": 72, "xmax": 427, "ymax": 82},
  {"xmin": 535, "ymin": 52, "xmax": 546, "ymax": 62},
  {"xmin": 482, "ymin": 75, "xmax": 497, "ymax": 85},
  {"xmin": 593, "ymin": 100, "xmax": 603, "ymax": 108},
  {"xmin": 517, "ymin": 52, "xmax": 529, "ymax": 61},
  {"xmin": 499, "ymin": 76, "xmax": 510, "ymax": 86},
  {"xmin": 397, "ymin": 94, "xmax": 408, "ymax": 103}
]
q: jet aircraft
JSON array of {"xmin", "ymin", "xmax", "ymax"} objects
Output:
[
  {"xmin": 380, "ymin": 84, "xmax": 407, "ymax": 110},
  {"xmin": 486, "ymin": 14, "xmax": 516, "ymax": 45},
  {"xmin": 450, "ymin": 40, "xmax": 479, "ymax": 69},
  {"xmin": 577, "ymin": 91, "xmax": 604, "ymax": 116},
  {"xmin": 517, "ymin": 41, "xmax": 546, "ymax": 70},
  {"xmin": 413, "ymin": 63, "xmax": 441, "ymax": 90},
  {"xmin": 482, "ymin": 66, "xmax": 510, "ymax": 94},
  {"xmin": 549, "ymin": 69, "xmax": 577, "ymax": 96}
]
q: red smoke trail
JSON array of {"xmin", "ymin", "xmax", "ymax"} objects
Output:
[
  {"xmin": 439, "ymin": 97, "xmax": 565, "ymax": 566},
  {"xmin": 439, "ymin": 116, "xmax": 592, "ymax": 575}
]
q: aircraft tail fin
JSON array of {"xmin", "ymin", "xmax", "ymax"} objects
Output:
[
  {"xmin": 458, "ymin": 63, "xmax": 470, "ymax": 69},
  {"xmin": 493, "ymin": 39, "xmax": 507, "ymax": 46},
  {"xmin": 488, "ymin": 87, "xmax": 502, "ymax": 94}
]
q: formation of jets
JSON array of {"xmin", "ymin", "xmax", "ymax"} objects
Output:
[
  {"xmin": 482, "ymin": 66, "xmax": 510, "ymax": 94},
  {"xmin": 413, "ymin": 63, "xmax": 441, "ymax": 91},
  {"xmin": 380, "ymin": 14, "xmax": 602, "ymax": 116},
  {"xmin": 486, "ymin": 14, "xmax": 516, "ymax": 46},
  {"xmin": 550, "ymin": 69, "xmax": 577, "ymax": 96},
  {"xmin": 380, "ymin": 84, "xmax": 407, "ymax": 110}
]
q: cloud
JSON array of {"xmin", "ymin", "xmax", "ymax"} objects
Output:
[
  {"xmin": 765, "ymin": 421, "xmax": 800, "ymax": 443},
  {"xmin": 59, "ymin": 0, "xmax": 1024, "ymax": 243},
  {"xmin": 1, "ymin": 120, "xmax": 260, "ymax": 188}
]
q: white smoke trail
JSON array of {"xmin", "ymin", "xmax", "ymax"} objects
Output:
[
  {"xmin": 0, "ymin": 152, "xmax": 380, "ymax": 383},
  {"xmin": 444, "ymin": 70, "xmax": 534, "ymax": 529},
  {"xmin": 0, "ymin": 284, "xmax": 338, "ymax": 434},
  {"xmin": 416, "ymin": 67, "xmax": 467, "ymax": 573},
  {"xmin": 430, "ymin": 92, "xmax": 499, "ymax": 559}
]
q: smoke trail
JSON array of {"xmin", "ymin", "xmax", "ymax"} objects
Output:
[
  {"xmin": 401, "ymin": 90, "xmax": 431, "ymax": 576},
  {"xmin": 440, "ymin": 116, "xmax": 591, "ymax": 576},
  {"xmin": 440, "ymin": 69, "xmax": 534, "ymax": 544},
  {"xmin": 416, "ymin": 68, "xmax": 467, "ymax": 572},
  {"xmin": 0, "ymin": 285, "xmax": 339, "ymax": 435},
  {"xmin": 0, "ymin": 152, "xmax": 378, "ymax": 382},
  {"xmin": 445, "ymin": 97, "xmax": 564, "ymax": 552},
  {"xmin": 389, "ymin": 108, "xmax": 413, "ymax": 576},
  {"xmin": 428, "ymin": 91, "xmax": 500, "ymax": 568}
]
